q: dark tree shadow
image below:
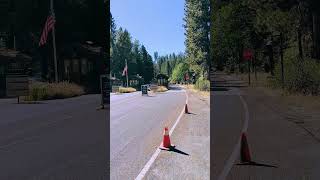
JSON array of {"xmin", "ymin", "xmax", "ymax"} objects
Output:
[
  {"xmin": 168, "ymin": 86, "xmax": 183, "ymax": 91},
  {"xmin": 211, "ymin": 87, "xmax": 229, "ymax": 91},
  {"xmin": 15, "ymin": 101, "xmax": 47, "ymax": 104},
  {"xmin": 236, "ymin": 161, "xmax": 278, "ymax": 168}
]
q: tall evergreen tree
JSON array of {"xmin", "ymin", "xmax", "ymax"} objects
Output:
[{"xmin": 184, "ymin": 0, "xmax": 210, "ymax": 78}]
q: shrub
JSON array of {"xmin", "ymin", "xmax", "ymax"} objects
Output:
[
  {"xmin": 119, "ymin": 87, "xmax": 136, "ymax": 93},
  {"xmin": 25, "ymin": 81, "xmax": 84, "ymax": 101},
  {"xmin": 195, "ymin": 76, "xmax": 210, "ymax": 91},
  {"xmin": 274, "ymin": 47, "xmax": 320, "ymax": 95}
]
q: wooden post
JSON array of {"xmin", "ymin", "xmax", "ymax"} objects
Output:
[{"xmin": 248, "ymin": 60, "xmax": 251, "ymax": 86}]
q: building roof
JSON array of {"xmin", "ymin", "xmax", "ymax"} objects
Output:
[{"xmin": 0, "ymin": 48, "xmax": 32, "ymax": 62}]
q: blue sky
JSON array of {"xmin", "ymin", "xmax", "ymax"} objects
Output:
[{"xmin": 111, "ymin": 0, "xmax": 186, "ymax": 58}]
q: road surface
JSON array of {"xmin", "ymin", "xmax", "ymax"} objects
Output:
[
  {"xmin": 212, "ymin": 72, "xmax": 320, "ymax": 180},
  {"xmin": 0, "ymin": 95, "xmax": 108, "ymax": 180},
  {"xmin": 110, "ymin": 86, "xmax": 188, "ymax": 179}
]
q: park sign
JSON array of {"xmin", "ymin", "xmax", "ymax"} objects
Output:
[
  {"xmin": 6, "ymin": 75, "xmax": 29, "ymax": 98},
  {"xmin": 141, "ymin": 85, "xmax": 148, "ymax": 96},
  {"xmin": 243, "ymin": 49, "xmax": 253, "ymax": 60},
  {"xmin": 100, "ymin": 75, "xmax": 109, "ymax": 106}
]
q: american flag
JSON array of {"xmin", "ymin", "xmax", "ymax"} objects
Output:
[
  {"xmin": 122, "ymin": 64, "xmax": 128, "ymax": 76},
  {"xmin": 39, "ymin": 15, "xmax": 56, "ymax": 46}
]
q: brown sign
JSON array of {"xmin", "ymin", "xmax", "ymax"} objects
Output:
[{"xmin": 6, "ymin": 75, "xmax": 29, "ymax": 97}]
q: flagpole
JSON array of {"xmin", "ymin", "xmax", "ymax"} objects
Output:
[
  {"xmin": 126, "ymin": 59, "xmax": 129, "ymax": 87},
  {"xmin": 50, "ymin": 0, "xmax": 58, "ymax": 83}
]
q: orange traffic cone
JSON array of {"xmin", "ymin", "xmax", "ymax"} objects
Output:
[
  {"xmin": 160, "ymin": 127, "xmax": 175, "ymax": 150},
  {"xmin": 240, "ymin": 132, "xmax": 252, "ymax": 163},
  {"xmin": 185, "ymin": 104, "xmax": 189, "ymax": 114}
]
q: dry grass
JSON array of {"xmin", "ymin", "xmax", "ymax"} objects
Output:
[
  {"xmin": 156, "ymin": 86, "xmax": 168, "ymax": 92},
  {"xmin": 235, "ymin": 72, "xmax": 273, "ymax": 88},
  {"xmin": 184, "ymin": 84, "xmax": 210, "ymax": 97},
  {"xmin": 119, "ymin": 87, "xmax": 137, "ymax": 93},
  {"xmin": 24, "ymin": 81, "xmax": 84, "ymax": 101}
]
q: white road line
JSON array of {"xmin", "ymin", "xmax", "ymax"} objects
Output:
[
  {"xmin": 217, "ymin": 94, "xmax": 249, "ymax": 180},
  {"xmin": 134, "ymin": 90, "xmax": 188, "ymax": 180}
]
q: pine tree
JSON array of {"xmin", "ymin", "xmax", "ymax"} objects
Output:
[{"xmin": 184, "ymin": 0, "xmax": 210, "ymax": 78}]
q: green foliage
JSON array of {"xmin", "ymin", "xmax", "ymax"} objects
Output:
[
  {"xmin": 274, "ymin": 48, "xmax": 320, "ymax": 95},
  {"xmin": 195, "ymin": 76, "xmax": 210, "ymax": 91},
  {"xmin": 211, "ymin": 0, "xmax": 320, "ymax": 77},
  {"xmin": 157, "ymin": 53, "xmax": 186, "ymax": 78},
  {"xmin": 110, "ymin": 20, "xmax": 154, "ymax": 83},
  {"xmin": 170, "ymin": 63, "xmax": 189, "ymax": 83},
  {"xmin": 184, "ymin": 0, "xmax": 210, "ymax": 77}
]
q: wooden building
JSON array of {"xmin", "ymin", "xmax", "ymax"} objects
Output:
[
  {"xmin": 0, "ymin": 48, "xmax": 31, "ymax": 97},
  {"xmin": 59, "ymin": 42, "xmax": 106, "ymax": 93}
]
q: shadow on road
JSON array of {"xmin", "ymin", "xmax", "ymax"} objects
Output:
[
  {"xmin": 169, "ymin": 147, "xmax": 190, "ymax": 156},
  {"xmin": 168, "ymin": 86, "xmax": 183, "ymax": 91},
  {"xmin": 186, "ymin": 112, "xmax": 197, "ymax": 115},
  {"xmin": 236, "ymin": 161, "xmax": 278, "ymax": 168},
  {"xmin": 14, "ymin": 101, "xmax": 47, "ymax": 104},
  {"xmin": 211, "ymin": 87, "xmax": 229, "ymax": 91}
]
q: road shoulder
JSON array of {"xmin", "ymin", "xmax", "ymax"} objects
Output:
[
  {"xmin": 145, "ymin": 90, "xmax": 210, "ymax": 179},
  {"xmin": 227, "ymin": 85, "xmax": 320, "ymax": 179}
]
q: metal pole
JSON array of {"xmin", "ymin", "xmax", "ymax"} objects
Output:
[
  {"xmin": 248, "ymin": 60, "xmax": 251, "ymax": 85},
  {"xmin": 280, "ymin": 33, "xmax": 284, "ymax": 89},
  {"xmin": 13, "ymin": 35, "xmax": 16, "ymax": 50},
  {"xmin": 50, "ymin": 0, "xmax": 58, "ymax": 83},
  {"xmin": 100, "ymin": 75, "xmax": 104, "ymax": 109},
  {"xmin": 126, "ymin": 59, "xmax": 129, "ymax": 87},
  {"xmin": 254, "ymin": 54, "xmax": 257, "ymax": 81}
]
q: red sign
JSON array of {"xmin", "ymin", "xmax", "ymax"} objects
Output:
[
  {"xmin": 243, "ymin": 49, "xmax": 253, "ymax": 60},
  {"xmin": 185, "ymin": 73, "xmax": 189, "ymax": 81}
]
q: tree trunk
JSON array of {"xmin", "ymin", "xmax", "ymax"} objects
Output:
[
  {"xmin": 313, "ymin": 13, "xmax": 320, "ymax": 59},
  {"xmin": 298, "ymin": 28, "xmax": 304, "ymax": 59}
]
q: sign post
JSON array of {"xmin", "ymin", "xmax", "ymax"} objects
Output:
[
  {"xmin": 243, "ymin": 49, "xmax": 253, "ymax": 86},
  {"xmin": 100, "ymin": 75, "xmax": 109, "ymax": 109},
  {"xmin": 6, "ymin": 75, "xmax": 29, "ymax": 103},
  {"xmin": 141, "ymin": 85, "xmax": 148, "ymax": 96}
]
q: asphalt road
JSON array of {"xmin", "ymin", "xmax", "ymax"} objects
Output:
[
  {"xmin": 110, "ymin": 86, "xmax": 186, "ymax": 180},
  {"xmin": 0, "ymin": 95, "xmax": 108, "ymax": 180},
  {"xmin": 212, "ymin": 72, "xmax": 320, "ymax": 180},
  {"xmin": 212, "ymin": 73, "xmax": 247, "ymax": 180}
]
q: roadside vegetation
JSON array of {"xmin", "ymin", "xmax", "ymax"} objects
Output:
[
  {"xmin": 24, "ymin": 82, "xmax": 84, "ymax": 101},
  {"xmin": 119, "ymin": 87, "xmax": 137, "ymax": 93},
  {"xmin": 195, "ymin": 77, "xmax": 210, "ymax": 91},
  {"xmin": 211, "ymin": 0, "xmax": 320, "ymax": 95},
  {"xmin": 156, "ymin": 86, "xmax": 168, "ymax": 92},
  {"xmin": 156, "ymin": 0, "xmax": 210, "ymax": 89}
]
